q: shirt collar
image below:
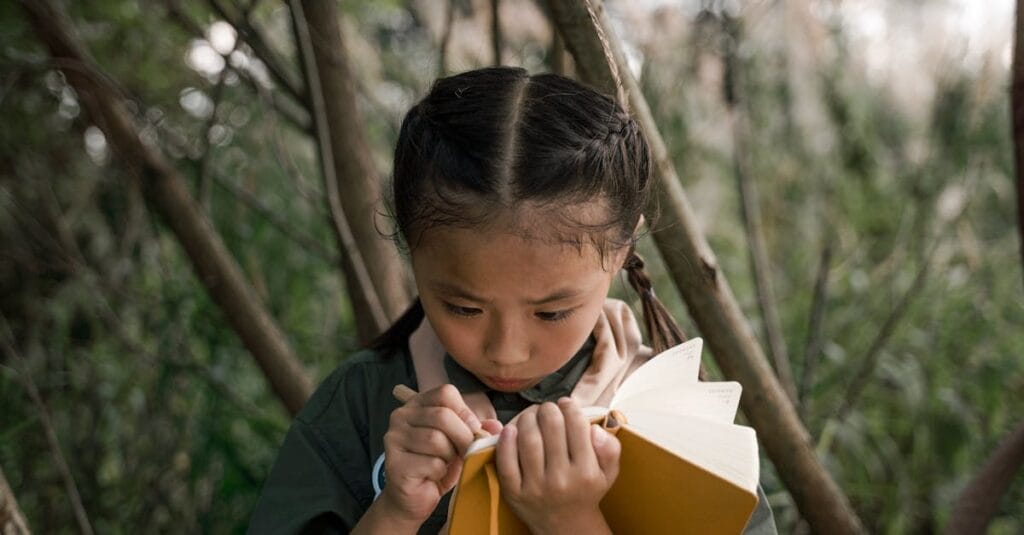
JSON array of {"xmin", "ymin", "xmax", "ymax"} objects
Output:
[{"xmin": 443, "ymin": 335, "xmax": 596, "ymax": 403}]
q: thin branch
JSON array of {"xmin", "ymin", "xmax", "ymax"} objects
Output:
[
  {"xmin": 0, "ymin": 316, "xmax": 93, "ymax": 535},
  {"xmin": 1013, "ymin": 0, "xmax": 1024, "ymax": 290},
  {"xmin": 211, "ymin": 171, "xmax": 337, "ymax": 264},
  {"xmin": 545, "ymin": 0, "xmax": 865, "ymax": 531},
  {"xmin": 20, "ymin": 0, "xmax": 315, "ymax": 414},
  {"xmin": 833, "ymin": 167, "xmax": 979, "ymax": 423},
  {"xmin": 204, "ymin": 0, "xmax": 306, "ymax": 106},
  {"xmin": 0, "ymin": 465, "xmax": 31, "ymax": 535},
  {"xmin": 160, "ymin": 0, "xmax": 311, "ymax": 133},
  {"xmin": 798, "ymin": 237, "xmax": 833, "ymax": 407},
  {"xmin": 549, "ymin": 21, "xmax": 567, "ymax": 75},
  {"xmin": 833, "ymin": 243, "xmax": 936, "ymax": 422},
  {"xmin": 26, "ymin": 171, "xmax": 292, "ymax": 439},
  {"xmin": 439, "ymin": 0, "xmax": 456, "ymax": 76},
  {"xmin": 289, "ymin": 0, "xmax": 390, "ymax": 334},
  {"xmin": 491, "ymin": 0, "xmax": 502, "ymax": 65},
  {"xmin": 722, "ymin": 13, "xmax": 798, "ymax": 404},
  {"xmin": 197, "ymin": 61, "xmax": 232, "ymax": 209}
]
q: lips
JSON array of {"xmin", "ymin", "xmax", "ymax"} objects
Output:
[{"xmin": 484, "ymin": 376, "xmax": 532, "ymax": 391}]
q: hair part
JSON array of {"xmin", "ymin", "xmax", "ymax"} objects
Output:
[{"xmin": 371, "ymin": 67, "xmax": 687, "ymax": 360}]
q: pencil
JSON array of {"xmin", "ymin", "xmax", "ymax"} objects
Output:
[{"xmin": 392, "ymin": 384, "xmax": 490, "ymax": 439}]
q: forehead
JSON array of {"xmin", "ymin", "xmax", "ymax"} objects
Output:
[
  {"xmin": 410, "ymin": 198, "xmax": 623, "ymax": 252},
  {"xmin": 411, "ymin": 222, "xmax": 613, "ymax": 296}
]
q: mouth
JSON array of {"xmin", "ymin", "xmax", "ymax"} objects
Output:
[{"xmin": 483, "ymin": 376, "xmax": 533, "ymax": 392}]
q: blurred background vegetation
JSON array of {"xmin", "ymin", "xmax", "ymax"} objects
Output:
[{"xmin": 0, "ymin": 0, "xmax": 1021, "ymax": 533}]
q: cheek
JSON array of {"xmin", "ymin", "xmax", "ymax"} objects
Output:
[
  {"xmin": 422, "ymin": 303, "xmax": 478, "ymax": 359},
  {"xmin": 541, "ymin": 302, "xmax": 605, "ymax": 356}
]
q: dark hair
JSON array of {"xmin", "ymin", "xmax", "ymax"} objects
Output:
[{"xmin": 370, "ymin": 67, "xmax": 684, "ymax": 354}]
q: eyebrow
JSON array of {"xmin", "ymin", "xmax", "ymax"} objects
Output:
[{"xmin": 430, "ymin": 282, "xmax": 584, "ymax": 306}]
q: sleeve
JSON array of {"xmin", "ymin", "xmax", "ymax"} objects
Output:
[
  {"xmin": 248, "ymin": 361, "xmax": 378, "ymax": 535},
  {"xmin": 742, "ymin": 485, "xmax": 778, "ymax": 535},
  {"xmin": 247, "ymin": 420, "xmax": 363, "ymax": 534}
]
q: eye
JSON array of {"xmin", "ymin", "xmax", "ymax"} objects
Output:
[
  {"xmin": 535, "ymin": 308, "xmax": 577, "ymax": 323},
  {"xmin": 443, "ymin": 302, "xmax": 482, "ymax": 317}
]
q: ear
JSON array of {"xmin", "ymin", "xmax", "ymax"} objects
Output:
[{"xmin": 616, "ymin": 214, "xmax": 645, "ymax": 270}]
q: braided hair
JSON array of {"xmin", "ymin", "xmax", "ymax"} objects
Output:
[{"xmin": 372, "ymin": 67, "xmax": 686, "ymax": 355}]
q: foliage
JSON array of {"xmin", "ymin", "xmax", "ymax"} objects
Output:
[{"xmin": 0, "ymin": 0, "xmax": 1020, "ymax": 532}]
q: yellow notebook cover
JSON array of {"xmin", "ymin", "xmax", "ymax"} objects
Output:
[{"xmin": 445, "ymin": 337, "xmax": 760, "ymax": 535}]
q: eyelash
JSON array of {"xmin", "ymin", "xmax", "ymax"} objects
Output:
[
  {"xmin": 443, "ymin": 303, "xmax": 482, "ymax": 317},
  {"xmin": 442, "ymin": 303, "xmax": 577, "ymax": 323},
  {"xmin": 535, "ymin": 309, "xmax": 576, "ymax": 323}
]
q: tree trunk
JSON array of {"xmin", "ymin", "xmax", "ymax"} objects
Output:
[
  {"xmin": 945, "ymin": 420, "xmax": 1024, "ymax": 534},
  {"xmin": 295, "ymin": 0, "xmax": 412, "ymax": 337},
  {"xmin": 290, "ymin": 0, "xmax": 391, "ymax": 342},
  {"xmin": 545, "ymin": 1, "xmax": 865, "ymax": 532},
  {"xmin": 1013, "ymin": 0, "xmax": 1024, "ymax": 289},
  {"xmin": 0, "ymin": 466, "xmax": 31, "ymax": 535},
  {"xmin": 19, "ymin": 0, "xmax": 314, "ymax": 416}
]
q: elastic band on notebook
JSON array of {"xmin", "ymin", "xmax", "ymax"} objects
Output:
[{"xmin": 484, "ymin": 463, "xmax": 500, "ymax": 535}]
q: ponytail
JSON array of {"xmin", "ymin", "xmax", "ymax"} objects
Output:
[
  {"xmin": 624, "ymin": 250, "xmax": 687, "ymax": 355},
  {"xmin": 367, "ymin": 298, "xmax": 424, "ymax": 353}
]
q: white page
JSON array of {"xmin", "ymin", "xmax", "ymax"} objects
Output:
[
  {"xmin": 625, "ymin": 412, "xmax": 760, "ymax": 493},
  {"xmin": 611, "ymin": 381, "xmax": 742, "ymax": 423},
  {"xmin": 610, "ymin": 337, "xmax": 704, "ymax": 407}
]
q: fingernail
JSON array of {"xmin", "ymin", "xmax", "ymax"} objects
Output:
[{"xmin": 592, "ymin": 424, "xmax": 607, "ymax": 446}]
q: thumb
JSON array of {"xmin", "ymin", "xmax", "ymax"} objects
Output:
[{"xmin": 591, "ymin": 424, "xmax": 621, "ymax": 484}]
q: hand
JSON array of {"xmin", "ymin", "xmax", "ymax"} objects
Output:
[
  {"xmin": 376, "ymin": 384, "xmax": 484, "ymax": 526},
  {"xmin": 495, "ymin": 397, "xmax": 620, "ymax": 534}
]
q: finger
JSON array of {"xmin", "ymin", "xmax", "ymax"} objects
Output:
[
  {"xmin": 408, "ymin": 384, "xmax": 482, "ymax": 435},
  {"xmin": 404, "ymin": 405, "xmax": 476, "ymax": 454},
  {"xmin": 515, "ymin": 408, "xmax": 545, "ymax": 483},
  {"xmin": 495, "ymin": 423, "xmax": 521, "ymax": 493},
  {"xmin": 480, "ymin": 418, "xmax": 504, "ymax": 436},
  {"xmin": 388, "ymin": 450, "xmax": 450, "ymax": 484},
  {"xmin": 438, "ymin": 457, "xmax": 464, "ymax": 495},
  {"xmin": 537, "ymin": 402, "xmax": 568, "ymax": 471},
  {"xmin": 591, "ymin": 424, "xmax": 622, "ymax": 484},
  {"xmin": 398, "ymin": 425, "xmax": 459, "ymax": 462},
  {"xmin": 559, "ymin": 397, "xmax": 593, "ymax": 463}
]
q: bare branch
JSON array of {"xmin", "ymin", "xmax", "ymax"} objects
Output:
[
  {"xmin": 834, "ymin": 166, "xmax": 979, "ymax": 423},
  {"xmin": 833, "ymin": 242, "xmax": 936, "ymax": 422},
  {"xmin": 289, "ymin": 0, "xmax": 390, "ymax": 341},
  {"xmin": 1013, "ymin": 0, "xmax": 1024, "ymax": 289},
  {"xmin": 203, "ymin": 0, "xmax": 306, "ymax": 106},
  {"xmin": 19, "ymin": 0, "xmax": 315, "ymax": 415},
  {"xmin": 545, "ymin": 0, "xmax": 865, "ymax": 531},
  {"xmin": 290, "ymin": 0, "xmax": 413, "ymax": 337},
  {"xmin": 946, "ymin": 420, "xmax": 1024, "ymax": 534},
  {"xmin": 799, "ymin": 237, "xmax": 833, "ymax": 407},
  {"xmin": 0, "ymin": 316, "xmax": 93, "ymax": 535},
  {"xmin": 491, "ymin": 0, "xmax": 502, "ymax": 65},
  {"xmin": 211, "ymin": 171, "xmax": 337, "ymax": 264},
  {"xmin": 0, "ymin": 465, "xmax": 31, "ymax": 535},
  {"xmin": 721, "ymin": 14, "xmax": 798, "ymax": 405},
  {"xmin": 160, "ymin": 0, "xmax": 311, "ymax": 133},
  {"xmin": 440, "ymin": 0, "xmax": 456, "ymax": 75}
]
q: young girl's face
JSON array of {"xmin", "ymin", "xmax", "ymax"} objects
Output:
[{"xmin": 411, "ymin": 214, "xmax": 626, "ymax": 393}]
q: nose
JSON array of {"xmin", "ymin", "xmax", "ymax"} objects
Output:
[{"xmin": 483, "ymin": 315, "xmax": 529, "ymax": 366}]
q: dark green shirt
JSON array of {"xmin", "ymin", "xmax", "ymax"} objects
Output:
[{"xmin": 249, "ymin": 339, "xmax": 777, "ymax": 534}]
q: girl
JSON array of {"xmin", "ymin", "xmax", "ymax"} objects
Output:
[{"xmin": 250, "ymin": 67, "xmax": 776, "ymax": 534}]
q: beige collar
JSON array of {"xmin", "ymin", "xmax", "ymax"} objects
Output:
[{"xmin": 408, "ymin": 298, "xmax": 654, "ymax": 421}]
